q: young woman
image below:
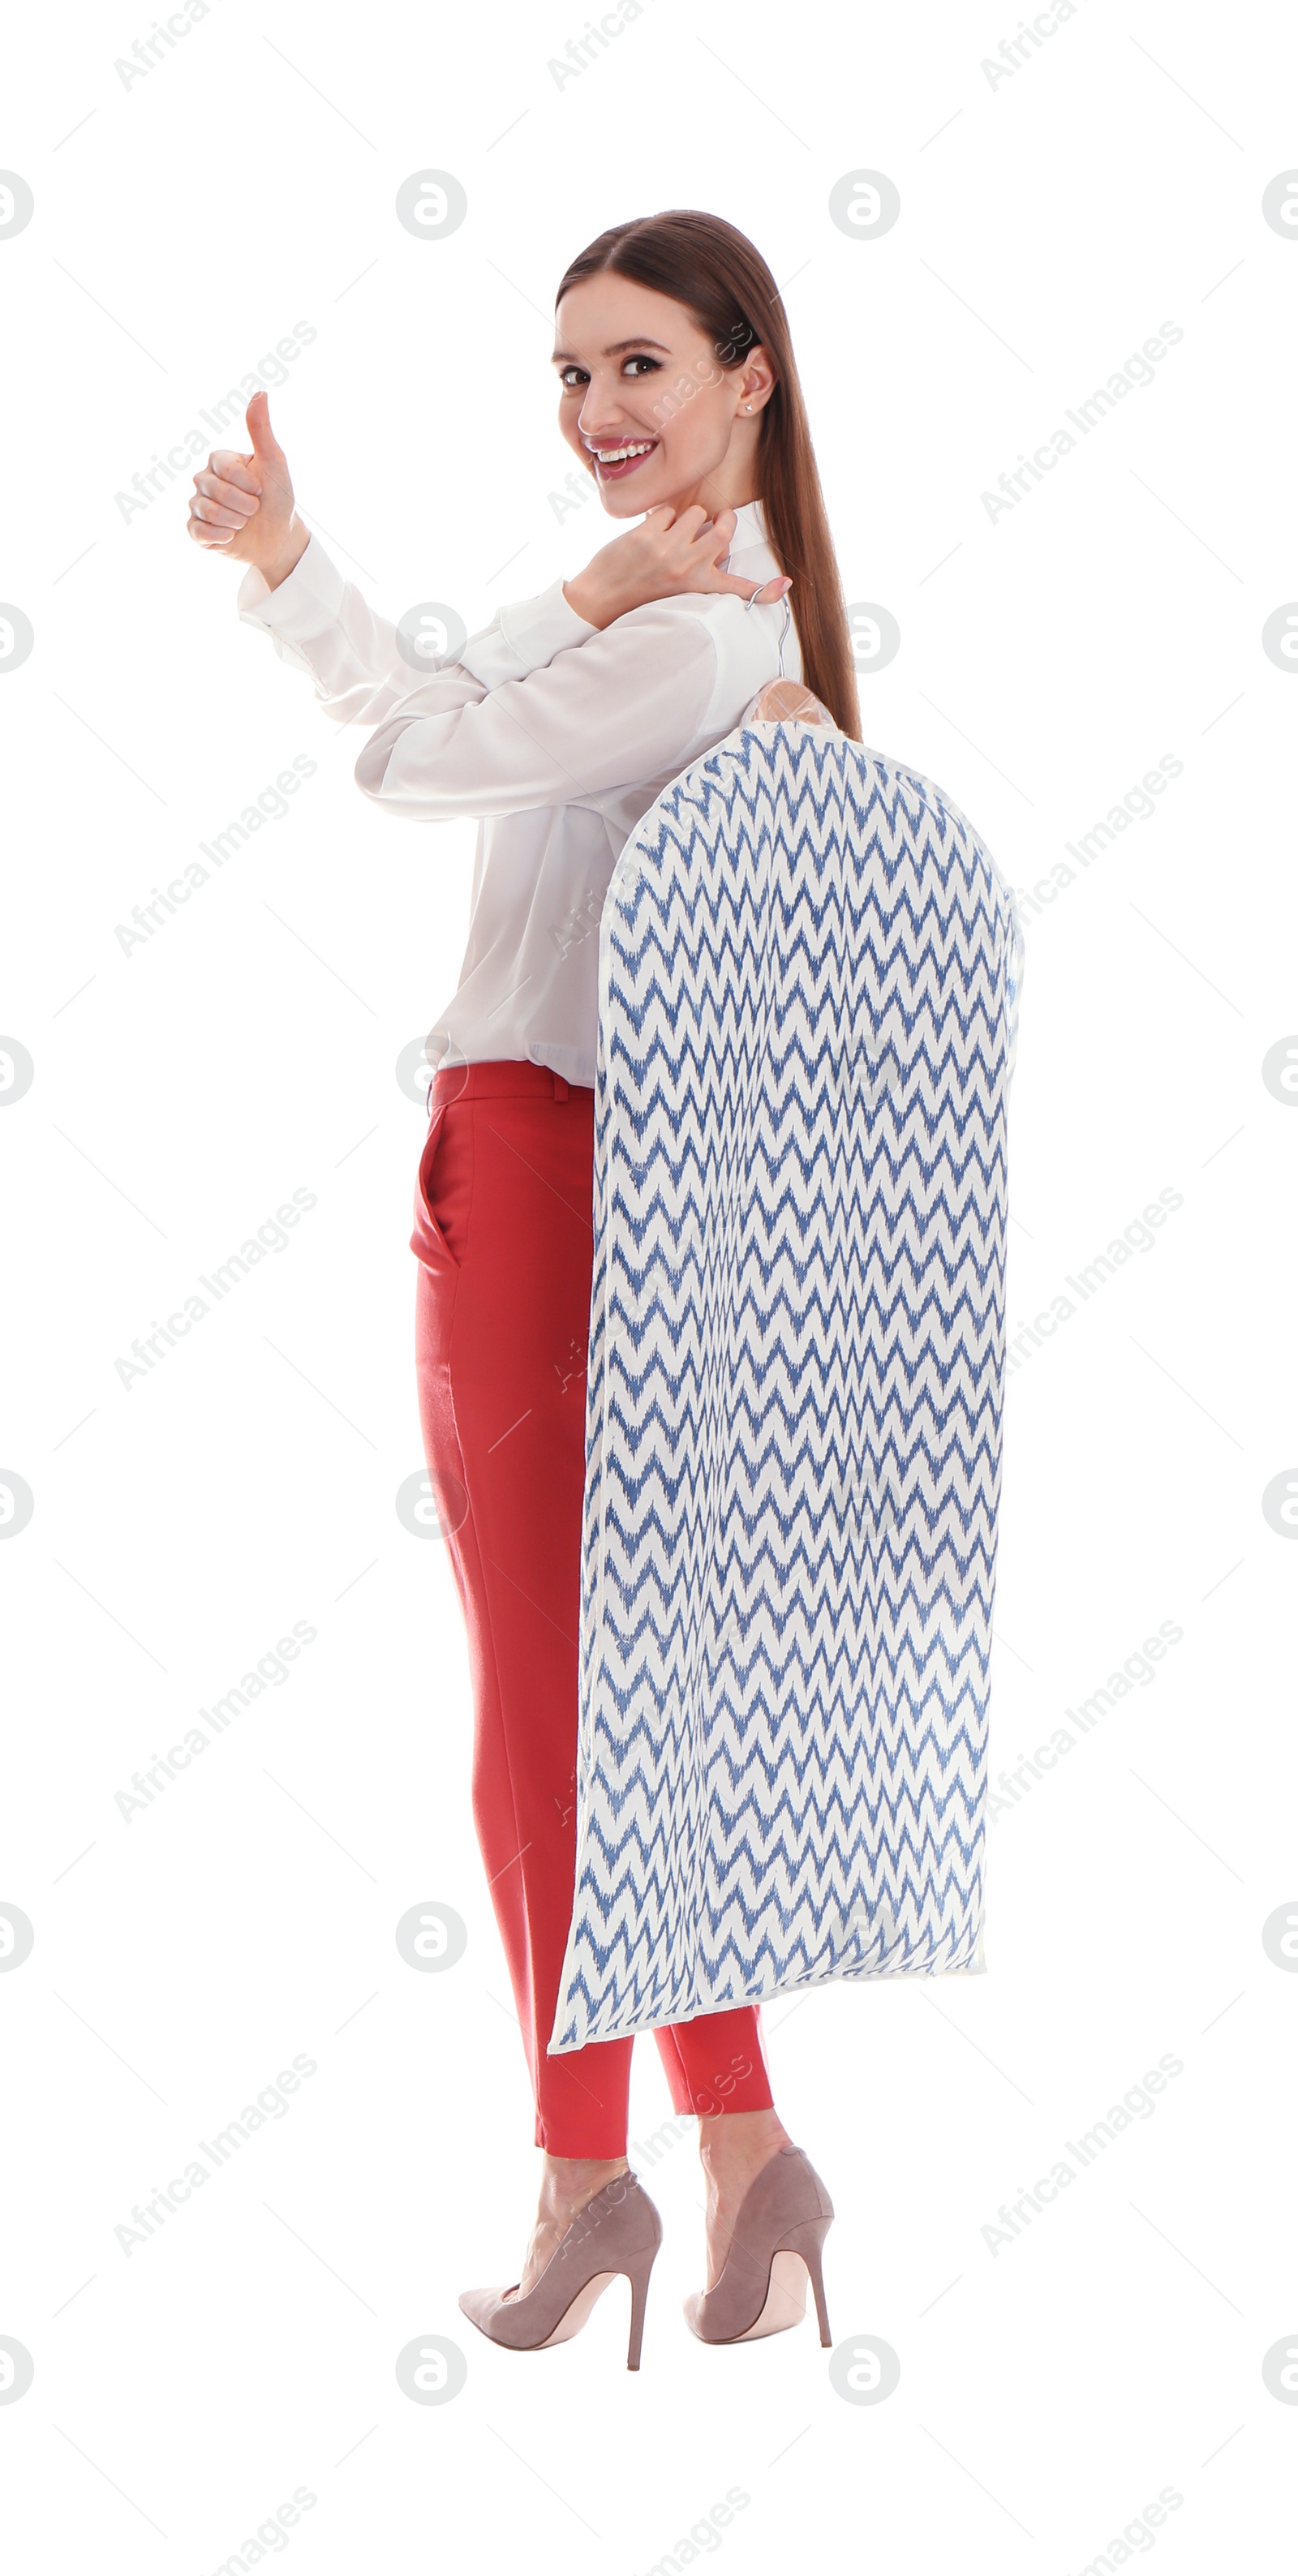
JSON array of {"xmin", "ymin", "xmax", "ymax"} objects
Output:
[{"xmin": 187, "ymin": 208, "xmax": 859, "ymax": 2366}]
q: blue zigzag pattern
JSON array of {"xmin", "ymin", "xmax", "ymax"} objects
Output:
[{"xmin": 548, "ymin": 720, "xmax": 1024, "ymax": 2051}]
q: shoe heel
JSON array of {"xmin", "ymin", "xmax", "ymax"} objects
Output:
[
  {"xmin": 780, "ymin": 2217, "xmax": 832, "ymax": 2347},
  {"xmin": 624, "ymin": 2248, "xmax": 655, "ymax": 2372}
]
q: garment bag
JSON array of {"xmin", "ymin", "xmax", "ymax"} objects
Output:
[{"xmin": 549, "ymin": 681, "xmax": 1025, "ymax": 2053}]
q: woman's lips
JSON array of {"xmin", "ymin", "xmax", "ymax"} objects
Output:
[{"xmin": 591, "ymin": 439, "xmax": 660, "ymax": 481}]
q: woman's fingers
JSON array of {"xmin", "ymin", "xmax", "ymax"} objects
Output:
[
  {"xmin": 576, "ymin": 503, "xmax": 789, "ymax": 620},
  {"xmin": 187, "ymin": 502, "xmax": 248, "ymax": 546},
  {"xmin": 205, "ymin": 448, "xmax": 262, "ymax": 496},
  {"xmin": 187, "ymin": 450, "xmax": 263, "ymax": 547},
  {"xmin": 244, "ymin": 389, "xmax": 288, "ymax": 464},
  {"xmin": 187, "ymin": 513, "xmax": 239, "ymax": 547},
  {"xmin": 186, "ymin": 419, "xmax": 293, "ymax": 573},
  {"xmin": 189, "ymin": 491, "xmax": 254, "ymax": 534},
  {"xmin": 679, "ymin": 502, "xmax": 744, "ymax": 578},
  {"xmin": 192, "ymin": 468, "xmax": 261, "ymax": 520}
]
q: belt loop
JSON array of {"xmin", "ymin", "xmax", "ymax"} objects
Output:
[{"xmin": 552, "ymin": 1071, "xmax": 569, "ymax": 1101}]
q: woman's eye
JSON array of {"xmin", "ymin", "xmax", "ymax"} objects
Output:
[{"xmin": 557, "ymin": 355, "xmax": 662, "ymax": 388}]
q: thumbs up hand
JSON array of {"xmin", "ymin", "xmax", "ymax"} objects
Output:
[{"xmin": 187, "ymin": 390, "xmax": 308, "ymax": 586}]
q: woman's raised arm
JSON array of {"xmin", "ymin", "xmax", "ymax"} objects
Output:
[
  {"xmin": 188, "ymin": 391, "xmax": 453, "ymax": 732},
  {"xmin": 187, "ymin": 392, "xmax": 794, "ymax": 804}
]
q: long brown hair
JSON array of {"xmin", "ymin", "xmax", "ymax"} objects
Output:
[{"xmin": 555, "ymin": 209, "xmax": 862, "ymax": 740}]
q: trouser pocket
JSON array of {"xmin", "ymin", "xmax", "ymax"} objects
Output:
[{"xmin": 410, "ymin": 1100, "xmax": 462, "ymax": 1273}]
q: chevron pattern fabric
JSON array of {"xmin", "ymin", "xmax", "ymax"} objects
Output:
[{"xmin": 548, "ymin": 718, "xmax": 1024, "ymax": 2054}]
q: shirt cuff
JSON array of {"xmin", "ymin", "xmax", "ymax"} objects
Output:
[
  {"xmin": 459, "ymin": 577, "xmax": 599, "ymax": 687},
  {"xmin": 236, "ymin": 530, "xmax": 348, "ymax": 633}
]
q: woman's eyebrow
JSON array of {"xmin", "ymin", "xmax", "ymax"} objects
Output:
[{"xmin": 550, "ymin": 337, "xmax": 673, "ymax": 364}]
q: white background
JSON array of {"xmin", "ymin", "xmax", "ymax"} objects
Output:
[{"xmin": 2, "ymin": 0, "xmax": 1296, "ymax": 2569}]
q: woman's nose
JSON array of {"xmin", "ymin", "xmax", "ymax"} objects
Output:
[{"xmin": 578, "ymin": 395, "xmax": 634, "ymax": 441}]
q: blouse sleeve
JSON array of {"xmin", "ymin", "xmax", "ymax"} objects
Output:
[
  {"xmin": 236, "ymin": 530, "xmax": 602, "ymax": 735},
  {"xmin": 239, "ymin": 530, "xmax": 756, "ymax": 823},
  {"xmin": 352, "ymin": 597, "xmax": 731, "ymax": 821}
]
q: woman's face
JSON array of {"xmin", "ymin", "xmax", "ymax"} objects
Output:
[{"xmin": 552, "ymin": 274, "xmax": 774, "ymax": 519}]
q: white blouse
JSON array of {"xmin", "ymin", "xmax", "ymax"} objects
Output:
[{"xmin": 237, "ymin": 500, "xmax": 801, "ymax": 1088}]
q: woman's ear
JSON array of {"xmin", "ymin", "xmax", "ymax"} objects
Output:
[{"xmin": 737, "ymin": 349, "xmax": 777, "ymax": 414}]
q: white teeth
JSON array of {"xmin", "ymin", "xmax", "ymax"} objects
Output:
[{"xmin": 595, "ymin": 440, "xmax": 655, "ymax": 463}]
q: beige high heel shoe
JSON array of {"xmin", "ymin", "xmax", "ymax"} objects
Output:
[
  {"xmin": 684, "ymin": 2145, "xmax": 834, "ymax": 2346},
  {"xmin": 458, "ymin": 2169, "xmax": 663, "ymax": 2371}
]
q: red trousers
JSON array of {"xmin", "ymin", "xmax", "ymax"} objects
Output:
[{"xmin": 411, "ymin": 1059, "xmax": 775, "ymax": 2156}]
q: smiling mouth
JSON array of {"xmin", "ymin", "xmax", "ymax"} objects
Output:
[{"xmin": 589, "ymin": 437, "xmax": 660, "ymax": 479}]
